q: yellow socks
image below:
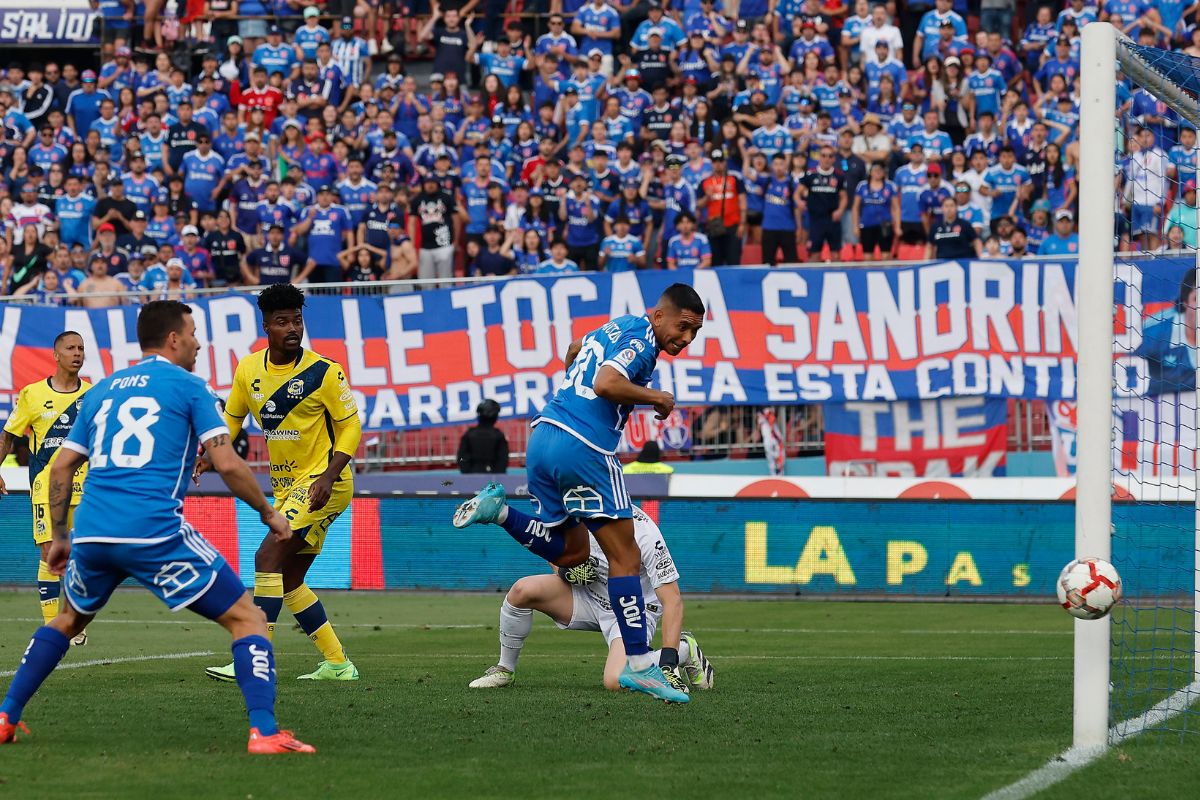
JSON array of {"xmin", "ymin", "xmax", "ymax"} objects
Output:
[
  {"xmin": 37, "ymin": 561, "xmax": 59, "ymax": 624},
  {"xmin": 252, "ymin": 572, "xmax": 285, "ymax": 640},
  {"xmin": 284, "ymin": 583, "xmax": 347, "ymax": 664}
]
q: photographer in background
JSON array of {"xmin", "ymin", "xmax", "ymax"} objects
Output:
[{"xmin": 457, "ymin": 399, "xmax": 510, "ymax": 474}]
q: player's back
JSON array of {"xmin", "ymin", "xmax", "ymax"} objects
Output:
[
  {"xmin": 66, "ymin": 356, "xmax": 227, "ymax": 544},
  {"xmin": 536, "ymin": 314, "xmax": 660, "ymax": 454}
]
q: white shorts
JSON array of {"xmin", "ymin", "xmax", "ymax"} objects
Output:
[{"xmin": 556, "ymin": 586, "xmax": 662, "ymax": 645}]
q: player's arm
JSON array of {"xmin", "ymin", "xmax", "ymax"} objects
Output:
[
  {"xmin": 564, "ymin": 337, "xmax": 583, "ymax": 369},
  {"xmin": 205, "ymin": 431, "xmax": 292, "ymax": 543},
  {"xmin": 593, "ymin": 365, "xmax": 674, "ymax": 419},
  {"xmin": 0, "ymin": 430, "xmax": 16, "ymax": 496},
  {"xmin": 0, "ymin": 388, "xmax": 34, "ymax": 496},
  {"xmin": 656, "ymin": 579, "xmax": 683, "ymax": 658},
  {"xmin": 309, "ymin": 365, "xmax": 362, "ymax": 512}
]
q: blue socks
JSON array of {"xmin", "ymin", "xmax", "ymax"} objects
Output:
[
  {"xmin": 608, "ymin": 575, "xmax": 652, "ymax": 664},
  {"xmin": 500, "ymin": 505, "xmax": 566, "ymax": 562},
  {"xmin": 231, "ymin": 635, "xmax": 278, "ymax": 736},
  {"xmin": 1, "ymin": 626, "xmax": 70, "ymax": 723}
]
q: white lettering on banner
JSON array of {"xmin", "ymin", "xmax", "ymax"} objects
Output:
[
  {"xmin": 62, "ymin": 310, "xmax": 105, "ymax": 384},
  {"xmin": 796, "ymin": 365, "xmax": 833, "ymax": 401},
  {"xmin": 817, "ymin": 272, "xmax": 868, "ymax": 361},
  {"xmin": 1114, "ymin": 355, "xmax": 1150, "ymax": 397},
  {"xmin": 1041, "ymin": 263, "xmax": 1077, "ymax": 354},
  {"xmin": 367, "ymin": 388, "xmax": 404, "ymax": 428},
  {"xmin": 710, "ymin": 361, "xmax": 748, "ymax": 402},
  {"xmin": 844, "ymin": 403, "xmax": 885, "ymax": 450},
  {"xmin": 969, "ymin": 261, "xmax": 1018, "ymax": 351},
  {"xmin": 608, "ymin": 271, "xmax": 647, "ymax": 319},
  {"xmin": 445, "ymin": 381, "xmax": 482, "ymax": 422},
  {"xmin": 513, "ymin": 372, "xmax": 553, "ymax": 415},
  {"xmin": 1021, "ymin": 262, "xmax": 1041, "ymax": 352},
  {"xmin": 450, "ymin": 284, "xmax": 496, "ymax": 376},
  {"xmin": 0, "ymin": 306, "xmax": 19, "ymax": 389},
  {"xmin": 919, "ymin": 262, "xmax": 967, "ymax": 356},
  {"xmin": 688, "ymin": 270, "xmax": 739, "ymax": 358},
  {"xmin": 383, "ymin": 294, "xmax": 431, "ymax": 385},
  {"xmin": 480, "ymin": 375, "xmax": 514, "ymax": 416},
  {"xmin": 765, "ymin": 362, "xmax": 799, "ymax": 402},
  {"xmin": 762, "ymin": 271, "xmax": 811, "ymax": 360},
  {"xmin": 550, "ymin": 277, "xmax": 598, "ymax": 360},
  {"xmin": 341, "ymin": 299, "xmax": 386, "ymax": 386},
  {"xmin": 189, "ymin": 305, "xmax": 211, "ymax": 383},
  {"xmin": 951, "ymin": 352, "xmax": 987, "ymax": 395},
  {"xmin": 866, "ymin": 270, "xmax": 917, "ymax": 361},
  {"xmin": 671, "ymin": 359, "xmax": 706, "ymax": 403},
  {"xmin": 501, "ymin": 281, "xmax": 553, "ymax": 369},
  {"xmin": 208, "ymin": 296, "xmax": 258, "ymax": 387},
  {"xmin": 407, "ymin": 385, "xmax": 443, "ymax": 425},
  {"xmin": 105, "ymin": 308, "xmax": 142, "ymax": 373},
  {"xmin": 941, "ymin": 398, "xmax": 987, "ymax": 448}
]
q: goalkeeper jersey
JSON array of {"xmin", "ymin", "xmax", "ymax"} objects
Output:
[
  {"xmin": 3, "ymin": 376, "xmax": 91, "ymax": 504},
  {"xmin": 224, "ymin": 348, "xmax": 360, "ymax": 498}
]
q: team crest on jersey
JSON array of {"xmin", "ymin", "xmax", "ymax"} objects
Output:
[
  {"xmin": 614, "ymin": 348, "xmax": 637, "ymax": 367},
  {"xmin": 287, "ymin": 379, "xmax": 305, "ymax": 397}
]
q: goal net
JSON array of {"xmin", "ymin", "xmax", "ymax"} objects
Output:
[{"xmin": 1079, "ymin": 23, "xmax": 1200, "ymax": 750}]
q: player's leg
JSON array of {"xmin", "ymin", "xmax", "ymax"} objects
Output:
[
  {"xmin": 283, "ymin": 551, "xmax": 358, "ymax": 681},
  {"xmin": 469, "ymin": 574, "xmax": 575, "ymax": 688},
  {"xmin": 0, "ymin": 600, "xmax": 93, "ymax": 741},
  {"xmin": 454, "ymin": 482, "xmax": 591, "ymax": 566},
  {"xmin": 602, "ymin": 638, "xmax": 628, "ymax": 692}
]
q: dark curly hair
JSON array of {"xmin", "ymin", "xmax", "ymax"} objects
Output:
[{"xmin": 257, "ymin": 283, "xmax": 306, "ymax": 317}]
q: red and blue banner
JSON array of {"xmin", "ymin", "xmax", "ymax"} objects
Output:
[
  {"xmin": 0, "ymin": 257, "xmax": 1192, "ymax": 432},
  {"xmin": 824, "ymin": 397, "xmax": 1008, "ymax": 477}
]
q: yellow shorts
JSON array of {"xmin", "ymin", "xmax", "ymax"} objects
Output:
[
  {"xmin": 33, "ymin": 504, "xmax": 75, "ymax": 546},
  {"xmin": 275, "ymin": 479, "xmax": 352, "ymax": 555}
]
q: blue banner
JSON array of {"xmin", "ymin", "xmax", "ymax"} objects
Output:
[
  {"xmin": 0, "ymin": 258, "xmax": 1191, "ymax": 430},
  {"xmin": 0, "ymin": 1, "xmax": 97, "ymax": 44}
]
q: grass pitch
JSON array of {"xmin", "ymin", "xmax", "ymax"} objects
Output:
[{"xmin": 0, "ymin": 591, "xmax": 1195, "ymax": 799}]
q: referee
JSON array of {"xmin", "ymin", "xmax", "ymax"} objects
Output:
[{"xmin": 926, "ymin": 197, "xmax": 981, "ymax": 260}]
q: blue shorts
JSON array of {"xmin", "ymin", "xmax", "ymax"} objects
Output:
[
  {"xmin": 526, "ymin": 422, "xmax": 632, "ymax": 526},
  {"xmin": 63, "ymin": 525, "xmax": 245, "ymax": 620},
  {"xmin": 1131, "ymin": 203, "xmax": 1159, "ymax": 235}
]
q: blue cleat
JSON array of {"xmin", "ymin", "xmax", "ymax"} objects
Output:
[
  {"xmin": 452, "ymin": 482, "xmax": 508, "ymax": 528},
  {"xmin": 618, "ymin": 664, "xmax": 691, "ymax": 704}
]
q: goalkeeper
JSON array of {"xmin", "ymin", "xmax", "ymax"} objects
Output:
[{"xmin": 465, "ymin": 496, "xmax": 714, "ymax": 695}]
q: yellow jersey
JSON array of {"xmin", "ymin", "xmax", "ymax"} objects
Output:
[
  {"xmin": 225, "ymin": 348, "xmax": 361, "ymax": 498},
  {"xmin": 3, "ymin": 377, "xmax": 92, "ymax": 504}
]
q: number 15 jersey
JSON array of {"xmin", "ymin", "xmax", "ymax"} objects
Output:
[
  {"xmin": 63, "ymin": 355, "xmax": 229, "ymax": 543},
  {"xmin": 536, "ymin": 314, "xmax": 660, "ymax": 455}
]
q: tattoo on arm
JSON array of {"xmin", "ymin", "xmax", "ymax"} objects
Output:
[
  {"xmin": 48, "ymin": 475, "xmax": 72, "ymax": 532},
  {"xmin": 203, "ymin": 434, "xmax": 230, "ymax": 450}
]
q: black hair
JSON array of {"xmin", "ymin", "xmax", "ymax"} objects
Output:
[
  {"xmin": 660, "ymin": 283, "xmax": 705, "ymax": 315},
  {"xmin": 1177, "ymin": 269, "xmax": 1197, "ymax": 313},
  {"xmin": 137, "ymin": 300, "xmax": 192, "ymax": 349},
  {"xmin": 477, "ymin": 398, "xmax": 500, "ymax": 422},
  {"xmin": 257, "ymin": 283, "xmax": 306, "ymax": 317},
  {"xmin": 53, "ymin": 330, "xmax": 82, "ymax": 347}
]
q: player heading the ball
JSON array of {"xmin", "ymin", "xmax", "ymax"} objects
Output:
[{"xmin": 455, "ymin": 282, "xmax": 705, "ymax": 704}]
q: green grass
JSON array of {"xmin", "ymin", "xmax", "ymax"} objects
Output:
[{"xmin": 0, "ymin": 591, "xmax": 1194, "ymax": 799}]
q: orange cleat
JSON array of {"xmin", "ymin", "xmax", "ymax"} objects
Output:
[
  {"xmin": 0, "ymin": 713, "xmax": 30, "ymax": 744},
  {"xmin": 247, "ymin": 728, "xmax": 316, "ymax": 754}
]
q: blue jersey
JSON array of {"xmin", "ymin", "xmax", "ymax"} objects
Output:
[
  {"xmin": 966, "ymin": 69, "xmax": 1005, "ymax": 118},
  {"xmin": 181, "ymin": 151, "xmax": 225, "ymax": 212},
  {"xmin": 305, "ymin": 204, "xmax": 352, "ymax": 265},
  {"xmin": 600, "ymin": 233, "xmax": 643, "ymax": 272},
  {"xmin": 750, "ymin": 125, "xmax": 792, "ymax": 160},
  {"xmin": 476, "ymin": 52, "xmax": 526, "ymax": 88},
  {"xmin": 855, "ymin": 180, "xmax": 898, "ymax": 227},
  {"xmin": 64, "ymin": 355, "xmax": 228, "ymax": 543},
  {"xmin": 295, "ymin": 24, "xmax": 331, "ymax": 60},
  {"xmin": 564, "ymin": 193, "xmax": 601, "ymax": 246},
  {"xmin": 762, "ymin": 176, "xmax": 798, "ymax": 231},
  {"xmin": 123, "ymin": 175, "xmax": 161, "ymax": 215},
  {"xmin": 894, "ymin": 165, "xmax": 929, "ymax": 223},
  {"xmin": 537, "ymin": 314, "xmax": 661, "ymax": 454},
  {"xmin": 983, "ymin": 164, "xmax": 1030, "ymax": 217},
  {"xmin": 336, "ymin": 178, "xmax": 377, "ymax": 228},
  {"xmin": 666, "ymin": 233, "xmax": 711, "ymax": 270},
  {"xmin": 55, "ymin": 193, "xmax": 97, "ymax": 248},
  {"xmin": 576, "ymin": 3, "xmax": 620, "ymax": 54}
]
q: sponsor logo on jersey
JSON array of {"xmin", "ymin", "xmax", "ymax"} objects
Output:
[
  {"xmin": 270, "ymin": 459, "xmax": 297, "ymax": 473},
  {"xmin": 264, "ymin": 400, "xmax": 276, "ymax": 412},
  {"xmin": 614, "ymin": 348, "xmax": 637, "ymax": 367},
  {"xmin": 264, "ymin": 429, "xmax": 301, "ymax": 441}
]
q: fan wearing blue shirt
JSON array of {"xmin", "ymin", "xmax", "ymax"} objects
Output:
[
  {"xmin": 599, "ymin": 216, "xmax": 645, "ymax": 273},
  {"xmin": 295, "ymin": 186, "xmax": 353, "ymax": 283},
  {"xmin": 534, "ymin": 239, "xmax": 580, "ymax": 274},
  {"xmin": 573, "ymin": 0, "xmax": 621, "ymax": 59},
  {"xmin": 181, "ymin": 134, "xmax": 227, "ymax": 214},
  {"xmin": 914, "ymin": 0, "xmax": 968, "ymax": 63},
  {"xmin": 1040, "ymin": 209, "xmax": 1079, "ymax": 255},
  {"xmin": 55, "ymin": 176, "xmax": 97, "ymax": 249},
  {"xmin": 982, "ymin": 147, "xmax": 1031, "ymax": 221},
  {"xmin": 965, "ymin": 54, "xmax": 1006, "ymax": 123},
  {"xmin": 665, "ymin": 212, "xmax": 712, "ymax": 270}
]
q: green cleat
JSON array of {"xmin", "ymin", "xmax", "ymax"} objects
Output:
[
  {"xmin": 452, "ymin": 482, "xmax": 508, "ymax": 528},
  {"xmin": 205, "ymin": 662, "xmax": 237, "ymax": 683},
  {"xmin": 297, "ymin": 660, "xmax": 359, "ymax": 681},
  {"xmin": 680, "ymin": 631, "xmax": 714, "ymax": 690}
]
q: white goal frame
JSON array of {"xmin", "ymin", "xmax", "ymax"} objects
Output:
[{"xmin": 1077, "ymin": 22, "xmax": 1200, "ymax": 750}]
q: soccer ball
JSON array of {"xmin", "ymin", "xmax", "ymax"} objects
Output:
[{"xmin": 1056, "ymin": 558, "xmax": 1123, "ymax": 620}]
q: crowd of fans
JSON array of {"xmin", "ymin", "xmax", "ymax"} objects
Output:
[{"xmin": 0, "ymin": 0, "xmax": 1196, "ymax": 304}]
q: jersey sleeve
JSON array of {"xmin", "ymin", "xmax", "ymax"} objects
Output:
[
  {"xmin": 636, "ymin": 514, "xmax": 680, "ymax": 589},
  {"xmin": 223, "ymin": 360, "xmax": 251, "ymax": 439},
  {"xmin": 3, "ymin": 385, "xmax": 33, "ymax": 436},
  {"xmin": 602, "ymin": 318, "xmax": 658, "ymax": 383},
  {"xmin": 319, "ymin": 361, "xmax": 362, "ymax": 456},
  {"xmin": 188, "ymin": 377, "xmax": 230, "ymax": 443}
]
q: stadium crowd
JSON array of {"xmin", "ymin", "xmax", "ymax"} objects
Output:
[{"xmin": 0, "ymin": 0, "xmax": 1194, "ymax": 304}]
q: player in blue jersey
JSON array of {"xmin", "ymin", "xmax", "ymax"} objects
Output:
[
  {"xmin": 0, "ymin": 301, "xmax": 314, "ymax": 754},
  {"xmin": 454, "ymin": 284, "xmax": 706, "ymax": 704}
]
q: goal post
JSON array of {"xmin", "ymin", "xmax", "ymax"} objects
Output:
[
  {"xmin": 1078, "ymin": 22, "xmax": 1200, "ymax": 751},
  {"xmin": 1076, "ymin": 21, "xmax": 1117, "ymax": 753}
]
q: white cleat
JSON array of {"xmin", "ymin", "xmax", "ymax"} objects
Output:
[
  {"xmin": 469, "ymin": 665, "xmax": 515, "ymax": 688},
  {"xmin": 71, "ymin": 629, "xmax": 88, "ymax": 647}
]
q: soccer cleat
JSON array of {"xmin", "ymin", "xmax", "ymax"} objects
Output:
[
  {"xmin": 452, "ymin": 482, "xmax": 507, "ymax": 528},
  {"xmin": 205, "ymin": 662, "xmax": 238, "ymax": 683},
  {"xmin": 680, "ymin": 631, "xmax": 714, "ymax": 690},
  {"xmin": 0, "ymin": 713, "xmax": 30, "ymax": 744},
  {"xmin": 71, "ymin": 629, "xmax": 88, "ymax": 647},
  {"xmin": 247, "ymin": 728, "xmax": 316, "ymax": 754},
  {"xmin": 618, "ymin": 664, "xmax": 690, "ymax": 704},
  {"xmin": 468, "ymin": 665, "xmax": 515, "ymax": 688},
  {"xmin": 558, "ymin": 560, "xmax": 600, "ymax": 586},
  {"xmin": 297, "ymin": 660, "xmax": 359, "ymax": 681},
  {"xmin": 663, "ymin": 665, "xmax": 690, "ymax": 695}
]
